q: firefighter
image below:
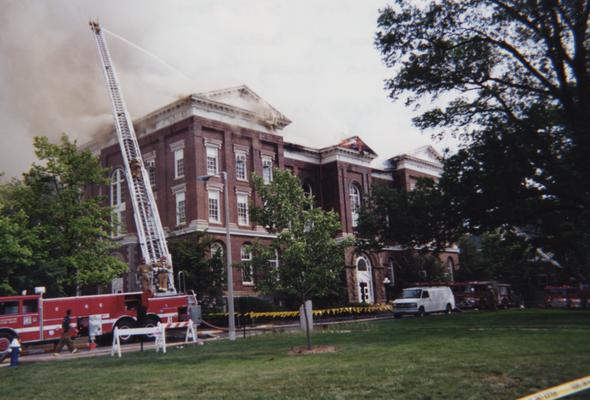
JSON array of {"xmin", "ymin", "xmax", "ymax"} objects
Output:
[
  {"xmin": 157, "ymin": 257, "xmax": 169, "ymax": 292},
  {"xmin": 137, "ymin": 259, "xmax": 152, "ymax": 292},
  {"xmin": 53, "ymin": 309, "xmax": 78, "ymax": 355},
  {"xmin": 129, "ymin": 158, "xmax": 142, "ymax": 179}
]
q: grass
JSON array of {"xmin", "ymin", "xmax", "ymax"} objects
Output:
[{"xmin": 2, "ymin": 309, "xmax": 590, "ymax": 400}]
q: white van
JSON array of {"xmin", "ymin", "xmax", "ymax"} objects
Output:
[{"xmin": 393, "ymin": 286, "xmax": 455, "ymax": 318}]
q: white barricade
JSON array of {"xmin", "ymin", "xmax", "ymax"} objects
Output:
[{"xmin": 111, "ymin": 320, "xmax": 197, "ymax": 358}]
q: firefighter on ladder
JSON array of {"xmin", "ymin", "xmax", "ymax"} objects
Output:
[
  {"xmin": 129, "ymin": 158, "xmax": 142, "ymax": 179},
  {"xmin": 156, "ymin": 256, "xmax": 170, "ymax": 292},
  {"xmin": 137, "ymin": 258, "xmax": 152, "ymax": 292}
]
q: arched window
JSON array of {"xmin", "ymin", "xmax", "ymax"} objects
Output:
[
  {"xmin": 302, "ymin": 181, "xmax": 313, "ymax": 198},
  {"xmin": 241, "ymin": 244, "xmax": 254, "ymax": 285},
  {"xmin": 349, "ymin": 183, "xmax": 362, "ymax": 227},
  {"xmin": 356, "ymin": 255, "xmax": 369, "ymax": 271},
  {"xmin": 210, "ymin": 242, "xmax": 224, "ymax": 259},
  {"xmin": 110, "ymin": 169, "xmax": 126, "ymax": 236}
]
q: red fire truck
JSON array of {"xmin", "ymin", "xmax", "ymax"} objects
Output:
[{"xmin": 0, "ymin": 291, "xmax": 197, "ymax": 361}]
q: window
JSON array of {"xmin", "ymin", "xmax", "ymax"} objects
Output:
[
  {"xmin": 110, "ymin": 169, "xmax": 126, "ymax": 236},
  {"xmin": 262, "ymin": 156, "xmax": 273, "ymax": 184},
  {"xmin": 349, "ymin": 183, "xmax": 362, "ymax": 227},
  {"xmin": 388, "ymin": 258, "xmax": 396, "ymax": 287},
  {"xmin": 210, "ymin": 242, "xmax": 224, "ymax": 259},
  {"xmin": 174, "ymin": 148, "xmax": 184, "ymax": 179},
  {"xmin": 237, "ymin": 194, "xmax": 249, "ymax": 226},
  {"xmin": 206, "ymin": 146, "xmax": 218, "ymax": 175},
  {"xmin": 208, "ymin": 190, "xmax": 220, "ymax": 223},
  {"xmin": 23, "ymin": 299, "xmax": 38, "ymax": 314},
  {"xmin": 356, "ymin": 256, "xmax": 368, "ymax": 271},
  {"xmin": 176, "ymin": 191, "xmax": 186, "ymax": 225},
  {"xmin": 146, "ymin": 159, "xmax": 156, "ymax": 186},
  {"xmin": 235, "ymin": 152, "xmax": 247, "ymax": 181},
  {"xmin": 268, "ymin": 250, "xmax": 279, "ymax": 270},
  {"xmin": 0, "ymin": 301, "xmax": 18, "ymax": 315},
  {"xmin": 241, "ymin": 245, "xmax": 254, "ymax": 285},
  {"xmin": 422, "ymin": 290, "xmax": 430, "ymax": 299},
  {"xmin": 302, "ymin": 182, "xmax": 313, "ymax": 198}
]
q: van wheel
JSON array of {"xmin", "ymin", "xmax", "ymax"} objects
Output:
[
  {"xmin": 416, "ymin": 307, "xmax": 426, "ymax": 317},
  {"xmin": 445, "ymin": 304, "xmax": 452, "ymax": 314},
  {"xmin": 394, "ymin": 313, "xmax": 402, "ymax": 319}
]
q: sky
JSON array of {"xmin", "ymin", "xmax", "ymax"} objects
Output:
[{"xmin": 0, "ymin": 0, "xmax": 457, "ymax": 180}]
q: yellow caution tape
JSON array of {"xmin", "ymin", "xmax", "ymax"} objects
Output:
[{"xmin": 517, "ymin": 375, "xmax": 590, "ymax": 400}]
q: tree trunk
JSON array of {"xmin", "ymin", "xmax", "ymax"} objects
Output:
[{"xmin": 302, "ymin": 300, "xmax": 312, "ymax": 350}]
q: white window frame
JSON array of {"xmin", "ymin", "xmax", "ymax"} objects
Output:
[
  {"xmin": 236, "ymin": 193, "xmax": 249, "ymax": 226},
  {"xmin": 174, "ymin": 148, "xmax": 184, "ymax": 179},
  {"xmin": 206, "ymin": 146, "xmax": 219, "ymax": 176},
  {"xmin": 235, "ymin": 151, "xmax": 248, "ymax": 181},
  {"xmin": 208, "ymin": 190, "xmax": 220, "ymax": 223},
  {"xmin": 262, "ymin": 156, "xmax": 273, "ymax": 184},
  {"xmin": 241, "ymin": 245, "xmax": 254, "ymax": 285},
  {"xmin": 110, "ymin": 169, "xmax": 126, "ymax": 236},
  {"xmin": 350, "ymin": 183, "xmax": 362, "ymax": 228},
  {"xmin": 145, "ymin": 158, "xmax": 156, "ymax": 187},
  {"xmin": 175, "ymin": 191, "xmax": 186, "ymax": 226}
]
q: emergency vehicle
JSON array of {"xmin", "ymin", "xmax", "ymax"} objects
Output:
[{"xmin": 0, "ymin": 291, "xmax": 197, "ymax": 361}]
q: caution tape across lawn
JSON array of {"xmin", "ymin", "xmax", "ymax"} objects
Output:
[
  {"xmin": 517, "ymin": 375, "xmax": 590, "ymax": 400},
  {"xmin": 206, "ymin": 304, "xmax": 393, "ymax": 320}
]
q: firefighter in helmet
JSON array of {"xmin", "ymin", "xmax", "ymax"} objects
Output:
[
  {"xmin": 137, "ymin": 258, "xmax": 152, "ymax": 292},
  {"xmin": 129, "ymin": 158, "xmax": 142, "ymax": 179},
  {"xmin": 157, "ymin": 256, "xmax": 169, "ymax": 292}
]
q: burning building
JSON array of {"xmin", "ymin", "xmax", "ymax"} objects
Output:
[{"xmin": 84, "ymin": 85, "xmax": 458, "ymax": 304}]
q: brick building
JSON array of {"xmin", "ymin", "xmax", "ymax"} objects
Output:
[{"xmin": 85, "ymin": 85, "xmax": 458, "ymax": 304}]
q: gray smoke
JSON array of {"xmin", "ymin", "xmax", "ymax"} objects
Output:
[
  {"xmin": 0, "ymin": 0, "xmax": 453, "ymax": 180},
  {"xmin": 0, "ymin": 1, "xmax": 202, "ymax": 179}
]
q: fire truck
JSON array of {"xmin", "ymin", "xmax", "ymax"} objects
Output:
[
  {"xmin": 0, "ymin": 291, "xmax": 196, "ymax": 361},
  {"xmin": 0, "ymin": 21, "xmax": 202, "ymax": 361}
]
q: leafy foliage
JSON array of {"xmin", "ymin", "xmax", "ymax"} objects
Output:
[
  {"xmin": 168, "ymin": 232, "xmax": 224, "ymax": 311},
  {"xmin": 376, "ymin": 1, "xmax": 590, "ymax": 279},
  {"xmin": 0, "ymin": 135, "xmax": 127, "ymax": 296},
  {"xmin": 357, "ymin": 179, "xmax": 458, "ymax": 252}
]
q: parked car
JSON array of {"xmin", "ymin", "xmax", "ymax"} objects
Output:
[{"xmin": 393, "ymin": 286, "xmax": 455, "ymax": 318}]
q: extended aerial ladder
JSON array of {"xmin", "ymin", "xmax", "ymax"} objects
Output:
[{"xmin": 89, "ymin": 21, "xmax": 175, "ymax": 294}]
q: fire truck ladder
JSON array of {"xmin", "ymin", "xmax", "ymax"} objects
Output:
[{"xmin": 89, "ymin": 21, "xmax": 175, "ymax": 294}]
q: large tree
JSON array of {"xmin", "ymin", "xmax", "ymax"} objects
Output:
[
  {"xmin": 0, "ymin": 135, "xmax": 127, "ymax": 296},
  {"xmin": 376, "ymin": 1, "xmax": 590, "ymax": 279},
  {"xmin": 248, "ymin": 170, "xmax": 352, "ymax": 349}
]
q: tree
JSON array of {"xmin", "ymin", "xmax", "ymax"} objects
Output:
[
  {"xmin": 357, "ymin": 179, "xmax": 457, "ymax": 252},
  {"xmin": 168, "ymin": 232, "xmax": 224, "ymax": 311},
  {"xmin": 0, "ymin": 206, "xmax": 34, "ymax": 295},
  {"xmin": 0, "ymin": 135, "xmax": 127, "ymax": 296},
  {"xmin": 376, "ymin": 1, "xmax": 590, "ymax": 279},
  {"xmin": 248, "ymin": 170, "xmax": 352, "ymax": 349}
]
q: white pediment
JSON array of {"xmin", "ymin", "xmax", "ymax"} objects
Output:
[
  {"xmin": 197, "ymin": 85, "xmax": 291, "ymax": 130},
  {"xmin": 408, "ymin": 145, "xmax": 443, "ymax": 165}
]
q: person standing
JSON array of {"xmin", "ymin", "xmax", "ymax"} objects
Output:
[{"xmin": 54, "ymin": 309, "xmax": 78, "ymax": 355}]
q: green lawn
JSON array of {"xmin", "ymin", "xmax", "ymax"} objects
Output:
[{"xmin": 3, "ymin": 309, "xmax": 590, "ymax": 399}]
